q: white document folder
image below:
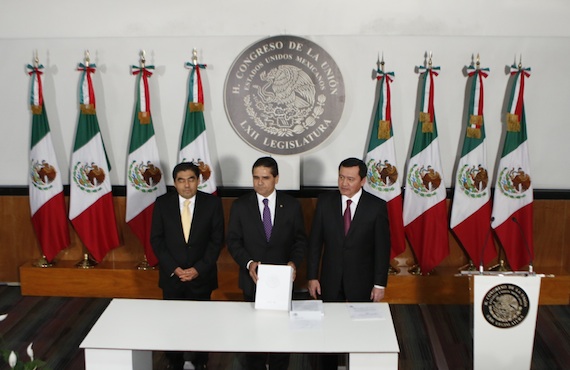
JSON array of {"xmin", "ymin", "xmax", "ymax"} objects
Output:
[{"xmin": 255, "ymin": 264, "xmax": 293, "ymax": 311}]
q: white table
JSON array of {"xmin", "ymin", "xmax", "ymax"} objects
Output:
[{"xmin": 80, "ymin": 299, "xmax": 399, "ymax": 370}]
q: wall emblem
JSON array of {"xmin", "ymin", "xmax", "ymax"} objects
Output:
[
  {"xmin": 224, "ymin": 35, "xmax": 345, "ymax": 155},
  {"xmin": 482, "ymin": 283, "xmax": 530, "ymax": 328}
]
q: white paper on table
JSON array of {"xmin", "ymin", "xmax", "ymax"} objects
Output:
[
  {"xmin": 254, "ymin": 264, "xmax": 293, "ymax": 311},
  {"xmin": 290, "ymin": 300, "xmax": 324, "ymax": 320},
  {"xmin": 347, "ymin": 303, "xmax": 385, "ymax": 320}
]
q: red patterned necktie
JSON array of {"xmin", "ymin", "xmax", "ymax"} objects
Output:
[{"xmin": 344, "ymin": 199, "xmax": 352, "ymax": 236}]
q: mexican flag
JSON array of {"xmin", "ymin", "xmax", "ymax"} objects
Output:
[
  {"xmin": 28, "ymin": 63, "xmax": 70, "ymax": 262},
  {"xmin": 125, "ymin": 64, "xmax": 166, "ymax": 266},
  {"xmin": 403, "ymin": 64, "xmax": 449, "ymax": 274},
  {"xmin": 491, "ymin": 64, "xmax": 533, "ymax": 271},
  {"xmin": 69, "ymin": 61, "xmax": 120, "ymax": 262},
  {"xmin": 450, "ymin": 64, "xmax": 496, "ymax": 267},
  {"xmin": 363, "ymin": 66, "xmax": 406, "ymax": 259},
  {"xmin": 178, "ymin": 60, "xmax": 217, "ymax": 194}
]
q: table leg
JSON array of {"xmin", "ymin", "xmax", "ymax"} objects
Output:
[
  {"xmin": 84, "ymin": 348, "xmax": 152, "ymax": 370},
  {"xmin": 349, "ymin": 352, "xmax": 398, "ymax": 370}
]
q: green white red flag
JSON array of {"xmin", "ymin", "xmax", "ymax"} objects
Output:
[
  {"xmin": 403, "ymin": 63, "xmax": 449, "ymax": 273},
  {"xmin": 69, "ymin": 61, "xmax": 120, "ymax": 262},
  {"xmin": 126, "ymin": 63, "xmax": 166, "ymax": 266},
  {"xmin": 363, "ymin": 66, "xmax": 406, "ymax": 259},
  {"xmin": 491, "ymin": 64, "xmax": 533, "ymax": 271},
  {"xmin": 178, "ymin": 60, "xmax": 217, "ymax": 194},
  {"xmin": 28, "ymin": 62, "xmax": 70, "ymax": 262},
  {"xmin": 450, "ymin": 63, "xmax": 496, "ymax": 267}
]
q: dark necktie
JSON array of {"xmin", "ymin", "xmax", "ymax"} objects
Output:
[
  {"xmin": 344, "ymin": 199, "xmax": 352, "ymax": 236},
  {"xmin": 262, "ymin": 198, "xmax": 272, "ymax": 241}
]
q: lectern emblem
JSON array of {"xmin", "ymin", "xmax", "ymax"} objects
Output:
[
  {"xmin": 482, "ymin": 283, "xmax": 530, "ymax": 328},
  {"xmin": 224, "ymin": 35, "xmax": 345, "ymax": 155}
]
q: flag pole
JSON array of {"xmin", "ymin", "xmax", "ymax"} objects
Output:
[
  {"xmin": 456, "ymin": 53, "xmax": 482, "ymax": 273},
  {"xmin": 490, "ymin": 54, "xmax": 527, "ymax": 273},
  {"xmin": 133, "ymin": 49, "xmax": 156, "ymax": 271},
  {"xmin": 378, "ymin": 53, "xmax": 402, "ymax": 276},
  {"xmin": 406, "ymin": 51, "xmax": 433, "ymax": 277},
  {"xmin": 29, "ymin": 52, "xmax": 55, "ymax": 268},
  {"xmin": 74, "ymin": 50, "xmax": 98, "ymax": 269}
]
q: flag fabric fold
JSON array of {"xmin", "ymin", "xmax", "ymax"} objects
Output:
[
  {"xmin": 403, "ymin": 64, "xmax": 449, "ymax": 274},
  {"xmin": 450, "ymin": 64, "xmax": 496, "ymax": 267},
  {"xmin": 363, "ymin": 66, "xmax": 406, "ymax": 259},
  {"xmin": 179, "ymin": 61, "xmax": 217, "ymax": 194},
  {"xmin": 69, "ymin": 61, "xmax": 120, "ymax": 262},
  {"xmin": 28, "ymin": 63, "xmax": 70, "ymax": 261},
  {"xmin": 126, "ymin": 64, "xmax": 166, "ymax": 266},
  {"xmin": 491, "ymin": 64, "xmax": 534, "ymax": 271}
]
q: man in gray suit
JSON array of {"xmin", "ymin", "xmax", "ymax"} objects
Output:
[
  {"xmin": 227, "ymin": 156, "xmax": 307, "ymax": 370},
  {"xmin": 151, "ymin": 162, "xmax": 224, "ymax": 370}
]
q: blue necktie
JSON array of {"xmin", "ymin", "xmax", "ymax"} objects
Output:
[{"xmin": 262, "ymin": 198, "xmax": 272, "ymax": 241}]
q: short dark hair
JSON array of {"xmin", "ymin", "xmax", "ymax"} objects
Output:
[
  {"xmin": 252, "ymin": 156, "xmax": 279, "ymax": 177},
  {"xmin": 339, "ymin": 157, "xmax": 367, "ymax": 179},
  {"xmin": 172, "ymin": 162, "xmax": 200, "ymax": 180}
]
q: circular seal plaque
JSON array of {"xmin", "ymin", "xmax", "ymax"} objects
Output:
[
  {"xmin": 481, "ymin": 283, "xmax": 530, "ymax": 328},
  {"xmin": 224, "ymin": 35, "xmax": 345, "ymax": 155}
]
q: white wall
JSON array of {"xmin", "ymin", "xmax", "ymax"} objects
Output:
[{"xmin": 1, "ymin": 0, "xmax": 569, "ymax": 188}]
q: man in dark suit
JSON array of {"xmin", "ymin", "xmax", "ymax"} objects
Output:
[
  {"xmin": 307, "ymin": 157, "xmax": 391, "ymax": 303},
  {"xmin": 151, "ymin": 162, "xmax": 224, "ymax": 370},
  {"xmin": 227, "ymin": 156, "xmax": 307, "ymax": 370},
  {"xmin": 307, "ymin": 157, "xmax": 391, "ymax": 369}
]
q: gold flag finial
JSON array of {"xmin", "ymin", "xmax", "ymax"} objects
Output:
[
  {"xmin": 518, "ymin": 54, "xmax": 523, "ymax": 70},
  {"xmin": 476, "ymin": 53, "xmax": 480, "ymax": 69},
  {"xmin": 192, "ymin": 48, "xmax": 198, "ymax": 65},
  {"xmin": 84, "ymin": 50, "xmax": 90, "ymax": 67},
  {"xmin": 428, "ymin": 51, "xmax": 433, "ymax": 68},
  {"xmin": 34, "ymin": 50, "xmax": 39, "ymax": 68}
]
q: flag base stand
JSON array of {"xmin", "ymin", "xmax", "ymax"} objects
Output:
[
  {"xmin": 388, "ymin": 259, "xmax": 401, "ymax": 275},
  {"xmin": 407, "ymin": 264, "xmax": 422, "ymax": 275},
  {"xmin": 458, "ymin": 260, "xmax": 477, "ymax": 273},
  {"xmin": 76, "ymin": 253, "xmax": 97, "ymax": 269},
  {"xmin": 388, "ymin": 265, "xmax": 400, "ymax": 275},
  {"xmin": 33, "ymin": 255, "xmax": 53, "ymax": 268},
  {"xmin": 488, "ymin": 259, "xmax": 510, "ymax": 272},
  {"xmin": 137, "ymin": 256, "xmax": 155, "ymax": 271}
]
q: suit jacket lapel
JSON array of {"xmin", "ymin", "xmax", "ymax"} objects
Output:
[
  {"xmin": 349, "ymin": 191, "xmax": 370, "ymax": 236},
  {"xmin": 248, "ymin": 192, "xmax": 267, "ymax": 241},
  {"xmin": 168, "ymin": 192, "xmax": 186, "ymax": 243},
  {"xmin": 272, "ymin": 192, "xmax": 287, "ymax": 241},
  {"xmin": 189, "ymin": 192, "xmax": 203, "ymax": 243},
  {"xmin": 333, "ymin": 193, "xmax": 346, "ymax": 239}
]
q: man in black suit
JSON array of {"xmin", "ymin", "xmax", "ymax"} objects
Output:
[
  {"xmin": 307, "ymin": 157, "xmax": 391, "ymax": 303},
  {"xmin": 151, "ymin": 162, "xmax": 224, "ymax": 370},
  {"xmin": 227, "ymin": 156, "xmax": 307, "ymax": 370},
  {"xmin": 307, "ymin": 157, "xmax": 391, "ymax": 369}
]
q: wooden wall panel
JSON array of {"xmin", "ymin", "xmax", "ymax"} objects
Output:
[{"xmin": 2, "ymin": 195, "xmax": 570, "ymax": 304}]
